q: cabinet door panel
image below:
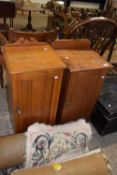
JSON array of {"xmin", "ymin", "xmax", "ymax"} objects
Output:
[
  {"xmin": 12, "ymin": 79, "xmax": 33, "ymax": 132},
  {"xmin": 12, "ymin": 70, "xmax": 63, "ymax": 133},
  {"xmin": 60, "ymin": 69, "xmax": 107, "ymax": 123}
]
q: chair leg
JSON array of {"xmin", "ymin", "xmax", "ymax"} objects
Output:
[{"xmin": 0, "ymin": 65, "xmax": 4, "ymax": 88}]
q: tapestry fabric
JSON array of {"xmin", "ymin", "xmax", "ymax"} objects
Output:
[{"xmin": 25, "ymin": 119, "xmax": 92, "ymax": 168}]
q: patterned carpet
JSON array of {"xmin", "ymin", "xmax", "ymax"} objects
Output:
[{"xmin": 0, "ymin": 87, "xmax": 117, "ymax": 175}]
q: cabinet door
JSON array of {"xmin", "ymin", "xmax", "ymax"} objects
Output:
[
  {"xmin": 59, "ymin": 69, "xmax": 108, "ymax": 123},
  {"xmin": 11, "ymin": 70, "xmax": 63, "ymax": 133}
]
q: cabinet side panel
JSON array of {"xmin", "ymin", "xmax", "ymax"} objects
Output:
[{"xmin": 56, "ymin": 70, "xmax": 71, "ymax": 123}]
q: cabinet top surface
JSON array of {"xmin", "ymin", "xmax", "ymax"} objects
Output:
[
  {"xmin": 55, "ymin": 50, "xmax": 112, "ymax": 72},
  {"xmin": 3, "ymin": 44, "xmax": 66, "ymax": 74}
]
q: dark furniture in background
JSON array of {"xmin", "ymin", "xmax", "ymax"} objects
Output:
[
  {"xmin": 0, "ymin": 23, "xmax": 9, "ymax": 39},
  {"xmin": 16, "ymin": 4, "xmax": 45, "ymax": 32},
  {"xmin": 0, "ymin": 1, "xmax": 15, "ymax": 28},
  {"xmin": 68, "ymin": 17, "xmax": 117, "ymax": 62},
  {"xmin": 8, "ymin": 29, "xmax": 58, "ymax": 43},
  {"xmin": 92, "ymin": 75, "xmax": 117, "ymax": 135}
]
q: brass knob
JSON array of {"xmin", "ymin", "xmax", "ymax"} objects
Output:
[
  {"xmin": 16, "ymin": 106, "xmax": 21, "ymax": 115},
  {"xmin": 54, "ymin": 76, "xmax": 59, "ymax": 80},
  {"xmin": 101, "ymin": 76, "xmax": 105, "ymax": 79},
  {"xmin": 65, "ymin": 101, "xmax": 71, "ymax": 106}
]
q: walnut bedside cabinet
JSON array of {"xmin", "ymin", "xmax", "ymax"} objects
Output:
[
  {"xmin": 56, "ymin": 50, "xmax": 112, "ymax": 123},
  {"xmin": 3, "ymin": 43, "xmax": 65, "ymax": 133}
]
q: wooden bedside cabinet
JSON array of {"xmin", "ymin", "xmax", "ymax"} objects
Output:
[
  {"xmin": 3, "ymin": 43, "xmax": 65, "ymax": 133},
  {"xmin": 56, "ymin": 50, "xmax": 112, "ymax": 123}
]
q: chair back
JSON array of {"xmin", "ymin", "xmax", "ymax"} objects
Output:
[
  {"xmin": 9, "ymin": 29, "xmax": 58, "ymax": 43},
  {"xmin": 68, "ymin": 17, "xmax": 117, "ymax": 60}
]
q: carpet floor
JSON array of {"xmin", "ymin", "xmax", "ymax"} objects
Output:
[{"xmin": 0, "ymin": 87, "xmax": 117, "ymax": 175}]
